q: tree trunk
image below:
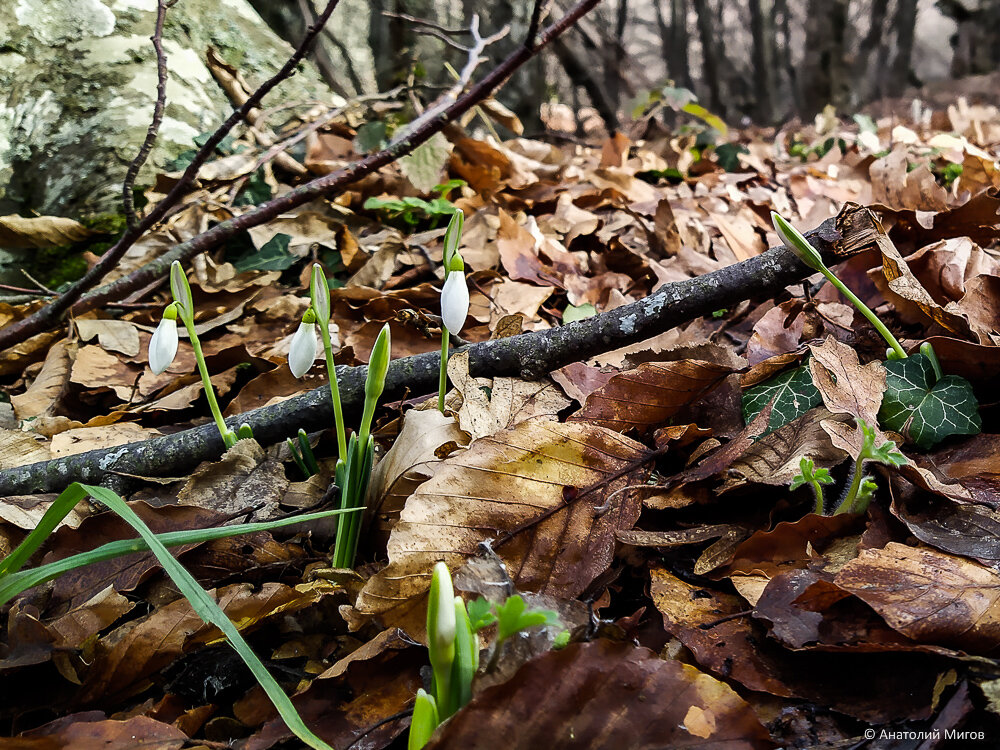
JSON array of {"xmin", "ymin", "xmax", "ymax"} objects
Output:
[
  {"xmin": 601, "ymin": 0, "xmax": 629, "ymax": 116},
  {"xmin": 748, "ymin": 0, "xmax": 778, "ymax": 123},
  {"xmin": 851, "ymin": 0, "xmax": 890, "ymax": 104},
  {"xmin": 887, "ymin": 0, "xmax": 919, "ymax": 93},
  {"xmin": 691, "ymin": 0, "xmax": 723, "ymax": 114},
  {"xmin": 800, "ymin": 0, "xmax": 849, "ymax": 117},
  {"xmin": 552, "ymin": 35, "xmax": 620, "ymax": 132}
]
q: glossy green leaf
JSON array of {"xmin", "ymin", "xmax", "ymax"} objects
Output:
[
  {"xmin": 879, "ymin": 354, "xmax": 981, "ymax": 448},
  {"xmin": 233, "ymin": 233, "xmax": 296, "ymax": 272},
  {"xmin": 741, "ymin": 365, "xmax": 822, "ymax": 435}
]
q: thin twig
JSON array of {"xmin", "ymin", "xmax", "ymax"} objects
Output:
[
  {"xmin": 122, "ymin": 0, "xmax": 169, "ymax": 231},
  {"xmin": 526, "ymin": 0, "xmax": 548, "ymax": 48},
  {"xmin": 0, "ymin": 0, "xmax": 343, "ymax": 351},
  {"xmin": 382, "ymin": 11, "xmax": 473, "ymax": 37}
]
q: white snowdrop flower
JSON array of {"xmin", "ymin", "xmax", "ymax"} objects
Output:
[
  {"xmin": 441, "ymin": 264, "xmax": 469, "ymax": 334},
  {"xmin": 288, "ymin": 312, "xmax": 318, "ymax": 378},
  {"xmin": 148, "ymin": 304, "xmax": 179, "ymax": 374}
]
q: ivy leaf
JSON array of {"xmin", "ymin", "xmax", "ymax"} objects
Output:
[
  {"xmin": 233, "ymin": 233, "xmax": 296, "ymax": 272},
  {"xmin": 741, "ymin": 365, "xmax": 822, "ymax": 435},
  {"xmin": 879, "ymin": 354, "xmax": 981, "ymax": 449}
]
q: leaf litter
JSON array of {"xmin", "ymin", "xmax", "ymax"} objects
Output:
[{"xmin": 0, "ymin": 92, "xmax": 999, "ymax": 749}]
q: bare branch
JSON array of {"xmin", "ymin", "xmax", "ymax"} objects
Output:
[{"xmin": 122, "ymin": 0, "xmax": 169, "ymax": 231}]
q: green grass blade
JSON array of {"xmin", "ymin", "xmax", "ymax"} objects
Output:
[
  {"xmin": 76, "ymin": 484, "xmax": 334, "ymax": 750},
  {"xmin": 0, "ymin": 507, "xmax": 357, "ymax": 608},
  {"xmin": 0, "ymin": 484, "xmax": 87, "ymax": 577}
]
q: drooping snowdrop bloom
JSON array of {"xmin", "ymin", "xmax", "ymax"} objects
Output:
[
  {"xmin": 288, "ymin": 309, "xmax": 318, "ymax": 378},
  {"xmin": 440, "ymin": 255, "xmax": 469, "ymax": 334},
  {"xmin": 148, "ymin": 302, "xmax": 179, "ymax": 374}
]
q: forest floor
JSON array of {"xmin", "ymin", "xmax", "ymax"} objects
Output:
[{"xmin": 1, "ymin": 92, "xmax": 999, "ymax": 750}]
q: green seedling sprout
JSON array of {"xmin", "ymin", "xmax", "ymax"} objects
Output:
[
  {"xmin": 149, "ymin": 261, "xmax": 246, "ymax": 449},
  {"xmin": 438, "ymin": 211, "xmax": 468, "ymax": 413},
  {"xmin": 790, "ymin": 456, "xmax": 834, "ymax": 515},
  {"xmin": 286, "ymin": 428, "xmax": 319, "ymax": 479},
  {"xmin": 834, "ymin": 419, "xmax": 907, "ymax": 515},
  {"xmin": 410, "ymin": 563, "xmax": 560, "ymax": 749},
  {"xmin": 309, "ymin": 264, "xmax": 348, "ymax": 460},
  {"xmin": 771, "ymin": 212, "xmax": 908, "ymax": 360},
  {"xmin": 331, "ymin": 323, "xmax": 391, "ymax": 568}
]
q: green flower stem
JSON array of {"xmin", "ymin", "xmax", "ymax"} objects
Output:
[
  {"xmin": 835, "ymin": 459, "xmax": 867, "ymax": 515},
  {"xmin": 182, "ymin": 318, "xmax": 234, "ymax": 448},
  {"xmin": 317, "ymin": 322, "xmax": 348, "ymax": 460},
  {"xmin": 819, "ymin": 270, "xmax": 907, "ymax": 360},
  {"xmin": 438, "ymin": 329, "xmax": 449, "ymax": 413},
  {"xmin": 810, "ymin": 481, "xmax": 825, "ymax": 515}
]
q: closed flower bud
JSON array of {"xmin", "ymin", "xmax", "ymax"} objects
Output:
[
  {"xmin": 428, "ymin": 561, "xmax": 457, "ymax": 656},
  {"xmin": 288, "ymin": 313, "xmax": 318, "ymax": 378},
  {"xmin": 148, "ymin": 304, "xmax": 179, "ymax": 374},
  {"xmin": 365, "ymin": 323, "xmax": 391, "ymax": 404},
  {"xmin": 771, "ymin": 211, "xmax": 824, "ymax": 271},
  {"xmin": 441, "ymin": 265, "xmax": 469, "ymax": 334},
  {"xmin": 309, "ymin": 263, "xmax": 330, "ymax": 325}
]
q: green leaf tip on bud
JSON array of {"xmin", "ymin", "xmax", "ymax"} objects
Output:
[
  {"xmin": 428, "ymin": 561, "xmax": 457, "ymax": 658},
  {"xmin": 365, "ymin": 323, "xmax": 391, "ymax": 403},
  {"xmin": 408, "ymin": 689, "xmax": 439, "ymax": 750},
  {"xmin": 169, "ymin": 260, "xmax": 194, "ymax": 317},
  {"xmin": 301, "ymin": 307, "xmax": 317, "ymax": 325},
  {"xmin": 443, "ymin": 210, "xmax": 464, "ymax": 268},
  {"xmin": 162, "ymin": 302, "xmax": 179, "ymax": 321},
  {"xmin": 771, "ymin": 211, "xmax": 824, "ymax": 271},
  {"xmin": 309, "ymin": 263, "xmax": 331, "ymax": 325},
  {"xmin": 237, "ymin": 423, "xmax": 253, "ymax": 441}
]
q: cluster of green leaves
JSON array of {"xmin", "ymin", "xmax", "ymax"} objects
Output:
[
  {"xmin": 167, "ymin": 131, "xmax": 272, "ymax": 206},
  {"xmin": 788, "ymin": 135, "xmax": 848, "ymax": 161},
  {"xmin": 363, "ymin": 180, "xmax": 465, "ymax": 229},
  {"xmin": 0, "ymin": 482, "xmax": 358, "ymax": 750}
]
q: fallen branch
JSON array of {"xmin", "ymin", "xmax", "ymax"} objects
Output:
[
  {"xmin": 0, "ymin": 0, "xmax": 595, "ymax": 351},
  {"xmin": 0, "ymin": 206, "xmax": 881, "ymax": 496}
]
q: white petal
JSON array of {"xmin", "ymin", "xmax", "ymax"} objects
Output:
[
  {"xmin": 441, "ymin": 272, "xmax": 469, "ymax": 334},
  {"xmin": 148, "ymin": 317, "xmax": 178, "ymax": 374},
  {"xmin": 288, "ymin": 321, "xmax": 317, "ymax": 378}
]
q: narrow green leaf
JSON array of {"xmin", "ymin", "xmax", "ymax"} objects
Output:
[
  {"xmin": 0, "ymin": 507, "xmax": 356, "ymax": 607},
  {"xmin": 75, "ymin": 484, "xmax": 334, "ymax": 750}
]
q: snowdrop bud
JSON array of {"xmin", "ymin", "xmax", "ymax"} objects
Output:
[
  {"xmin": 441, "ymin": 262, "xmax": 469, "ymax": 334},
  {"xmin": 169, "ymin": 260, "xmax": 193, "ymax": 317},
  {"xmin": 771, "ymin": 211, "xmax": 824, "ymax": 271},
  {"xmin": 309, "ymin": 263, "xmax": 330, "ymax": 325},
  {"xmin": 443, "ymin": 210, "xmax": 464, "ymax": 268},
  {"xmin": 428, "ymin": 562, "xmax": 457, "ymax": 656},
  {"xmin": 288, "ymin": 311, "xmax": 318, "ymax": 378},
  {"xmin": 365, "ymin": 323, "xmax": 391, "ymax": 403},
  {"xmin": 149, "ymin": 303, "xmax": 179, "ymax": 374}
]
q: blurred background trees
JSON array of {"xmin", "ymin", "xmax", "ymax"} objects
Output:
[{"xmin": 251, "ymin": 0, "xmax": 1000, "ymax": 132}]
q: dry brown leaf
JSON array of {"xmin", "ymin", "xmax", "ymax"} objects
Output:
[
  {"xmin": 447, "ymin": 351, "xmax": 571, "ymax": 440},
  {"xmin": 11, "ymin": 339, "xmax": 74, "ymax": 421},
  {"xmin": 808, "ymin": 337, "xmax": 887, "ymax": 425},
  {"xmin": 723, "ymin": 409, "xmax": 849, "ymax": 490},
  {"xmin": 355, "ymin": 419, "xmax": 650, "ymax": 632},
  {"xmin": 425, "ymin": 640, "xmax": 773, "ymax": 750},
  {"xmin": 177, "ymin": 439, "xmax": 288, "ymax": 520},
  {"xmin": 569, "ymin": 359, "xmax": 733, "ymax": 434},
  {"xmin": 49, "ymin": 423, "xmax": 161, "ymax": 458},
  {"xmin": 74, "ymin": 319, "xmax": 140, "ymax": 357},
  {"xmin": 0, "ymin": 215, "xmax": 93, "ymax": 248},
  {"xmin": 0, "ymin": 428, "xmax": 51, "ymax": 470},
  {"xmin": 835, "ymin": 542, "xmax": 1000, "ymax": 653},
  {"xmin": 870, "ymin": 147, "xmax": 950, "ymax": 212}
]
